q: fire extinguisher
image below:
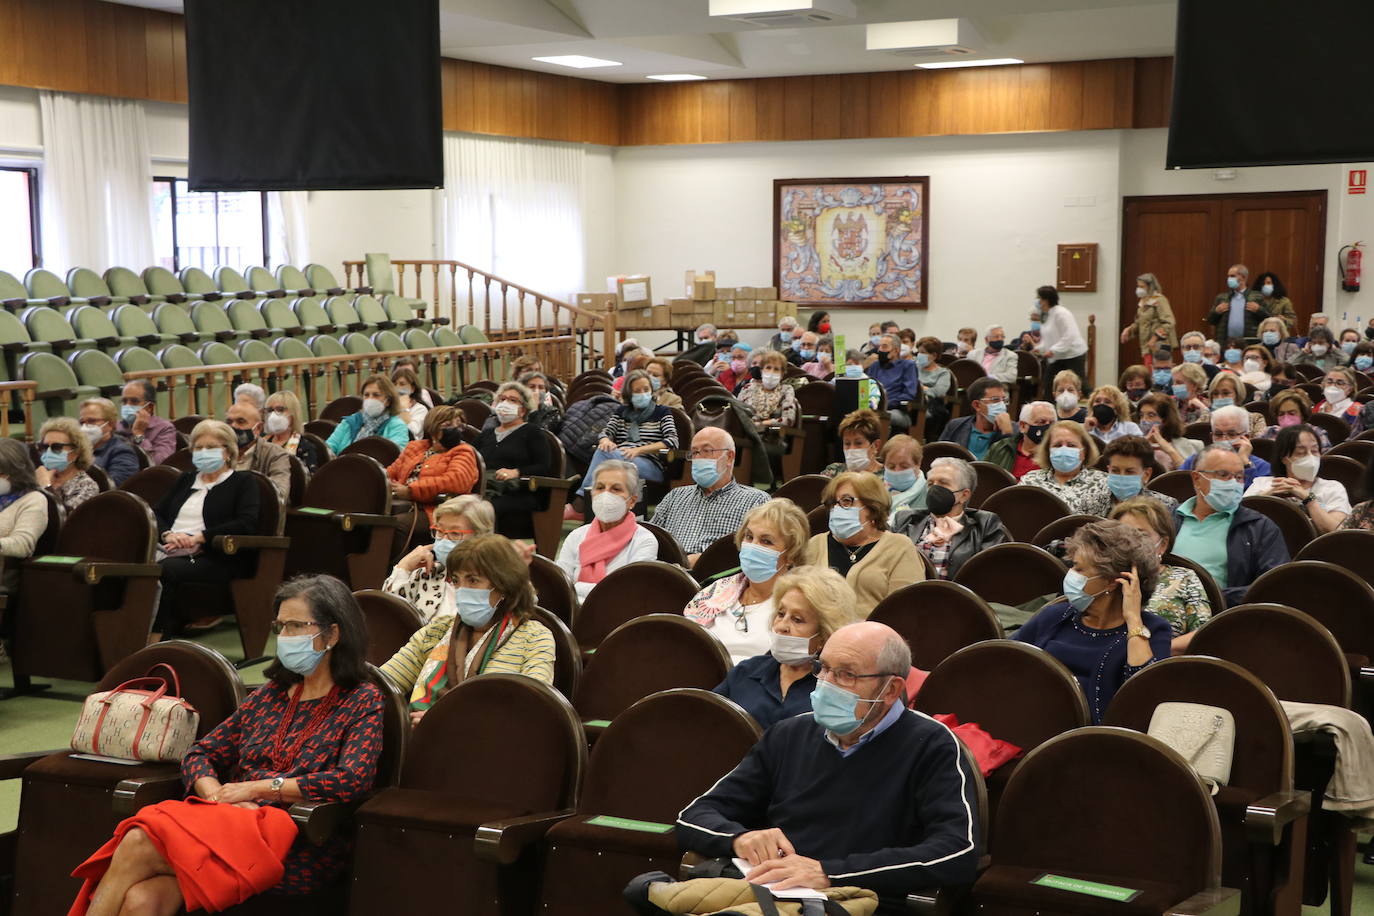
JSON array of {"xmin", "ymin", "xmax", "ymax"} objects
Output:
[{"xmin": 1339, "ymin": 242, "xmax": 1363, "ymax": 292}]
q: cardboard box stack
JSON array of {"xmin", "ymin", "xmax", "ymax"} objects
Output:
[{"xmin": 574, "ymin": 270, "xmax": 796, "ymax": 332}]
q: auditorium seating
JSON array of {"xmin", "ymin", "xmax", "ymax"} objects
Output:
[
  {"xmin": 529, "ymin": 553, "xmax": 577, "ymax": 627},
  {"xmin": 870, "ymin": 581, "xmax": 1005, "ymax": 671},
  {"xmin": 354, "ymin": 589, "xmax": 425, "ymax": 666},
  {"xmin": 639, "ymin": 520, "xmax": 691, "ymax": 567},
  {"xmin": 571, "ymin": 561, "xmax": 701, "ymax": 656},
  {"xmin": 977, "ymin": 485, "xmax": 1072, "ymax": 542},
  {"xmin": 690, "ymin": 533, "xmax": 740, "ymax": 583},
  {"xmin": 284, "ymin": 454, "xmax": 398, "ymax": 590},
  {"xmin": 952, "ymin": 542, "xmax": 1067, "ymax": 608}
]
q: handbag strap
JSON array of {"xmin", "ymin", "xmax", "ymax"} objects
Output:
[
  {"xmin": 101, "ymin": 676, "xmax": 171, "ymax": 706},
  {"xmin": 145, "ymin": 662, "xmax": 183, "ymax": 699},
  {"xmin": 1177, "ymin": 714, "xmax": 1226, "ymax": 766}
]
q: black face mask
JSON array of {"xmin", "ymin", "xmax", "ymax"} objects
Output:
[
  {"xmin": 877, "ymin": 352, "xmax": 892, "ymax": 365},
  {"xmin": 439, "ymin": 427, "xmax": 463, "ymax": 449},
  {"xmin": 1091, "ymin": 403, "xmax": 1117, "ymax": 426},
  {"xmin": 926, "ymin": 484, "xmax": 958, "ymax": 516},
  {"xmin": 1365, "ymin": 327, "xmax": 1374, "ymax": 342},
  {"xmin": 233, "ymin": 427, "xmax": 256, "ymax": 450},
  {"xmin": 1025, "ymin": 423, "xmax": 1050, "ymax": 444},
  {"xmin": 1126, "ymin": 387, "xmax": 1145, "ymax": 402},
  {"xmin": 988, "ymin": 340, "xmax": 1005, "ymax": 351}
]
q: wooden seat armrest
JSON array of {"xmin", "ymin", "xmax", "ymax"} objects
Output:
[
  {"xmin": 213, "ymin": 534, "xmax": 291, "ymax": 554},
  {"xmin": 1244, "ymin": 789, "xmax": 1312, "ymax": 845},
  {"xmin": 776, "ymin": 426, "xmax": 805, "ymax": 439},
  {"xmin": 35, "ymin": 386, "xmax": 78, "ymax": 400},
  {"xmin": 339, "ymin": 513, "xmax": 400, "ymax": 531},
  {"xmin": 522, "ymin": 475, "xmax": 576, "ymax": 492},
  {"xmin": 1360, "ymin": 665, "xmax": 1374, "ymax": 684},
  {"xmin": 113, "ymin": 771, "xmax": 184, "ymax": 816},
  {"xmin": 76, "ymin": 562, "xmax": 163, "ymax": 584},
  {"xmin": 1166, "ymin": 886, "xmax": 1241, "ymax": 916},
  {"xmin": 290, "ymin": 799, "xmax": 359, "ymax": 845},
  {"xmin": 0, "ymin": 750, "xmax": 64, "ymax": 780},
  {"xmin": 473, "ymin": 809, "xmax": 576, "ymax": 865}
]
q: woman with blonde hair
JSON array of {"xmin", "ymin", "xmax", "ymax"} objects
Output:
[
  {"xmin": 1085, "ymin": 385, "xmax": 1143, "ymax": 444},
  {"xmin": 382, "ymin": 534, "xmax": 554, "ymax": 724},
  {"xmin": 325, "ymin": 374, "xmax": 410, "ymax": 455},
  {"xmin": 263, "ymin": 390, "xmax": 323, "ymax": 471},
  {"xmin": 712, "ymin": 566, "xmax": 861, "ymax": 728},
  {"xmin": 1051, "ymin": 370, "xmax": 1088, "ymax": 424},
  {"xmin": 684, "ymin": 498, "xmax": 811, "ymax": 664},
  {"xmin": 880, "ymin": 434, "xmax": 927, "ymax": 521},
  {"xmin": 384, "ymin": 495, "xmax": 495, "ymax": 622},
  {"xmin": 1206, "ymin": 373, "xmax": 1266, "ymax": 437},
  {"xmin": 35, "ymin": 416, "xmax": 98, "ymax": 513},
  {"xmin": 1120, "ymin": 272, "xmax": 1177, "ymax": 356},
  {"xmin": 645, "ymin": 356, "xmax": 683, "ymax": 409},
  {"xmin": 1021, "ymin": 420, "xmax": 1112, "ymax": 515},
  {"xmin": 803, "ymin": 471, "xmax": 925, "ymax": 616},
  {"xmin": 1170, "ymin": 362, "xmax": 1211, "ymax": 424}
]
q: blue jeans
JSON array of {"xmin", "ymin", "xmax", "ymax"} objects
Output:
[{"xmin": 581, "ymin": 447, "xmax": 664, "ymax": 496}]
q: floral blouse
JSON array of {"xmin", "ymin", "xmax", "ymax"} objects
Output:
[
  {"xmin": 1341, "ymin": 501, "xmax": 1374, "ymax": 530},
  {"xmin": 1147, "ymin": 564, "xmax": 1212, "ymax": 636},
  {"xmin": 1020, "ymin": 468, "xmax": 1113, "ymax": 516},
  {"xmin": 49, "ymin": 471, "xmax": 99, "ymax": 514},
  {"xmin": 180, "ymin": 679, "xmax": 384, "ymax": 895},
  {"xmin": 736, "ymin": 380, "xmax": 799, "ymax": 428}
]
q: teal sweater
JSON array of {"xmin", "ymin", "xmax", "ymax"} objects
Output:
[{"xmin": 326, "ymin": 412, "xmax": 411, "ymax": 455}]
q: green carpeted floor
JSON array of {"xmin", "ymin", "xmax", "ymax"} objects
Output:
[{"xmin": 2, "ymin": 628, "xmax": 1373, "ymax": 913}]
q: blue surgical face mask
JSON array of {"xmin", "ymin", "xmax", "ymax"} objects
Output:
[
  {"xmin": 800, "ymin": 348, "xmax": 816, "ymax": 360},
  {"xmin": 192, "ymin": 447, "xmax": 225, "ymax": 474},
  {"xmin": 631, "ymin": 391, "xmax": 653, "ymax": 410},
  {"xmin": 1107, "ymin": 472, "xmax": 1143, "ymax": 502},
  {"xmin": 792, "ymin": 339, "xmax": 804, "ymax": 353},
  {"xmin": 455, "ymin": 586, "xmax": 497, "ymax": 628},
  {"xmin": 1049, "ymin": 446, "xmax": 1082, "ymax": 473},
  {"xmin": 120, "ymin": 403, "xmax": 140, "ymax": 425},
  {"xmin": 885, "ymin": 467, "xmax": 918, "ymax": 492},
  {"xmin": 985, "ymin": 401, "xmax": 1007, "ymax": 421},
  {"xmin": 1151, "ymin": 369, "xmax": 1173, "ymax": 387},
  {"xmin": 1227, "ymin": 276, "xmax": 1240, "ymax": 290},
  {"xmin": 810, "ymin": 677, "xmax": 886, "ymax": 736},
  {"xmin": 1030, "ymin": 321, "xmax": 1042, "ymax": 332},
  {"xmin": 40, "ymin": 448, "xmax": 70, "ymax": 472},
  {"xmin": 915, "ymin": 353, "xmax": 930, "ymax": 369},
  {"xmin": 869, "ymin": 335, "xmax": 882, "ymax": 347},
  {"xmin": 1202, "ymin": 477, "xmax": 1243, "ymax": 513},
  {"xmin": 844, "ymin": 364, "xmax": 864, "ymax": 379},
  {"xmin": 1211, "ymin": 397, "xmax": 1234, "ymax": 410},
  {"xmin": 276, "ymin": 633, "xmax": 328, "ymax": 676},
  {"xmin": 1063, "ymin": 569, "xmax": 1111, "ymax": 613},
  {"xmin": 738, "ymin": 542, "xmax": 781, "ymax": 584},
  {"xmin": 432, "ymin": 538, "xmax": 457, "ymax": 569},
  {"xmin": 1342, "ymin": 341, "xmax": 1358, "ymax": 355},
  {"xmin": 1224, "ymin": 348, "xmax": 1242, "ymax": 364},
  {"xmin": 649, "ymin": 375, "xmax": 662, "ymax": 391},
  {"xmin": 691, "ymin": 457, "xmax": 721, "ymax": 489},
  {"xmin": 779, "ymin": 331, "xmax": 793, "ymax": 344},
  {"xmin": 1172, "ymin": 384, "xmax": 1190, "ymax": 401},
  {"xmin": 1262, "ymin": 331, "xmax": 1280, "ymax": 346},
  {"xmin": 1261, "ymin": 284, "xmax": 1275, "ymax": 296},
  {"xmin": 1182, "ymin": 349, "xmax": 1203, "ymax": 364},
  {"xmin": 1356, "ymin": 356, "xmax": 1373, "ymax": 372},
  {"xmin": 829, "ymin": 505, "xmax": 864, "ymax": 541}
]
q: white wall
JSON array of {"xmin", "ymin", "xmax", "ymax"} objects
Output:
[{"xmin": 612, "ymin": 131, "xmax": 1123, "ymax": 368}]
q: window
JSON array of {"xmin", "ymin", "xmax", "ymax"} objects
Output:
[
  {"xmin": 152, "ymin": 177, "xmax": 273, "ymax": 273},
  {"xmin": 0, "ymin": 166, "xmax": 40, "ymax": 277}
]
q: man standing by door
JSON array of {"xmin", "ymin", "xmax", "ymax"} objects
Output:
[{"xmin": 1207, "ymin": 264, "xmax": 1269, "ymax": 341}]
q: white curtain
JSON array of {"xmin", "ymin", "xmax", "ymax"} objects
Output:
[
  {"xmin": 269, "ymin": 191, "xmax": 310, "ymax": 268},
  {"xmin": 435, "ymin": 132, "xmax": 586, "ymax": 305},
  {"xmin": 38, "ymin": 91, "xmax": 154, "ymax": 273}
]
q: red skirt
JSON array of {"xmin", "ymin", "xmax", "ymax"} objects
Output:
[{"xmin": 69, "ymin": 797, "xmax": 298, "ymax": 915}]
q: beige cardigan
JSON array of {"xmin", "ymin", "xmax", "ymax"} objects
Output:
[{"xmin": 804, "ymin": 530, "xmax": 925, "ymax": 617}]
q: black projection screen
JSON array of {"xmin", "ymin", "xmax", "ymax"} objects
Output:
[
  {"xmin": 1167, "ymin": 0, "xmax": 1374, "ymax": 169},
  {"xmin": 185, "ymin": 0, "xmax": 442, "ymax": 191}
]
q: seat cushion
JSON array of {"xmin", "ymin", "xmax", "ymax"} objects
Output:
[
  {"xmin": 24, "ymin": 751, "xmax": 178, "ymax": 790},
  {"xmin": 354, "ymin": 787, "xmax": 522, "ymax": 833},
  {"xmin": 975, "ymin": 865, "xmax": 1184, "ymax": 915}
]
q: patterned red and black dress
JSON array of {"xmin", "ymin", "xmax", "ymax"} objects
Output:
[{"xmin": 180, "ymin": 678, "xmax": 384, "ymax": 896}]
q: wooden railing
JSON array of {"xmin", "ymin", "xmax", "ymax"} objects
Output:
[
  {"xmin": 0, "ymin": 381, "xmax": 37, "ymax": 439},
  {"xmin": 342, "ymin": 258, "xmax": 618, "ymax": 371},
  {"xmin": 118, "ymin": 337, "xmax": 572, "ymax": 422}
]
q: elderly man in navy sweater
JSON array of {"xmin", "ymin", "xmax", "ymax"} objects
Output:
[{"xmin": 675, "ymin": 622, "xmax": 981, "ymax": 910}]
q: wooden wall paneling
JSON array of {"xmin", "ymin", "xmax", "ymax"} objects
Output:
[
  {"xmin": 1133, "ymin": 57, "xmax": 1173, "ymax": 129},
  {"xmin": 753, "ymin": 78, "xmax": 787, "ymax": 142},
  {"xmin": 927, "ymin": 71, "xmax": 959, "ymax": 136},
  {"xmin": 112, "ymin": 2, "xmax": 151, "ymax": 101},
  {"xmin": 900, "ymin": 71, "xmax": 935, "ymax": 137},
  {"xmin": 0, "ymin": 0, "xmax": 20, "ymax": 87},
  {"xmin": 781, "ymin": 76, "xmax": 814, "ymax": 142},
  {"xmin": 14, "ymin": 0, "xmax": 67, "ymax": 92},
  {"xmin": 82, "ymin": 0, "xmax": 120, "ymax": 100},
  {"xmin": 1015, "ymin": 64, "xmax": 1053, "ymax": 132},
  {"xmin": 697, "ymin": 81, "xmax": 730, "ymax": 144},
  {"xmin": 727, "ymin": 80, "xmax": 756, "ymax": 142},
  {"xmin": 1080, "ymin": 59, "xmax": 1124, "ymax": 130},
  {"xmin": 1047, "ymin": 61, "xmax": 1085, "ymax": 131},
  {"xmin": 810, "ymin": 76, "xmax": 843, "ymax": 140},
  {"xmin": 171, "ymin": 17, "xmax": 187, "ymax": 101},
  {"xmin": 144, "ymin": 13, "xmax": 178, "ymax": 102},
  {"xmin": 867, "ymin": 71, "xmax": 902, "ymax": 139}
]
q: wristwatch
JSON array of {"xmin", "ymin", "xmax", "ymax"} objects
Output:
[
  {"xmin": 1127, "ymin": 625, "xmax": 1150, "ymax": 641},
  {"xmin": 1301, "ymin": 494, "xmax": 1315, "ymax": 507},
  {"xmin": 270, "ymin": 776, "xmax": 285, "ymax": 801}
]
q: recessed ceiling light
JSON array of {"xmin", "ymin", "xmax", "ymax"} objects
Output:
[
  {"xmin": 647, "ymin": 74, "xmax": 708, "ymax": 82},
  {"xmin": 916, "ymin": 57, "xmax": 1023, "ymax": 70},
  {"xmin": 532, "ymin": 55, "xmax": 623, "ymax": 69}
]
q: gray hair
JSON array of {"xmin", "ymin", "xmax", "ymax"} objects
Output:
[
  {"xmin": 984, "ymin": 324, "xmax": 1004, "ymax": 339},
  {"xmin": 125, "ymin": 379, "xmax": 156, "ymax": 405},
  {"xmin": 0, "ymin": 438, "xmax": 37, "ymax": 492},
  {"xmin": 1180, "ymin": 331, "xmax": 1205, "ymax": 346},
  {"xmin": 930, "ymin": 456, "xmax": 977, "ymax": 494},
  {"xmin": 593, "ymin": 458, "xmax": 642, "ymax": 498},
  {"xmin": 1229, "ymin": 263, "xmax": 1250, "ymax": 279},
  {"xmin": 1196, "ymin": 443, "xmax": 1242, "ymax": 468},
  {"xmin": 1210, "ymin": 404, "xmax": 1250, "ymax": 430},
  {"xmin": 1137, "ymin": 272, "xmax": 1162, "ymax": 295},
  {"xmin": 433, "ymin": 494, "xmax": 495, "ymax": 536},
  {"xmin": 1065, "ymin": 519, "xmax": 1161, "ymax": 601},
  {"xmin": 695, "ymin": 323, "xmax": 717, "ymax": 340},
  {"xmin": 495, "ymin": 380, "xmax": 536, "ymax": 413},
  {"xmin": 1310, "ymin": 312, "xmax": 1329, "ymax": 323},
  {"xmin": 875, "ymin": 629, "xmax": 913, "ymax": 678},
  {"xmin": 191, "ymin": 418, "xmax": 239, "ymax": 463},
  {"xmin": 1019, "ymin": 400, "xmax": 1053, "ymax": 424},
  {"xmin": 778, "ymin": 316, "xmax": 798, "ymax": 330},
  {"xmin": 845, "ymin": 348, "xmax": 864, "ymax": 363},
  {"xmin": 234, "ymin": 383, "xmax": 267, "ymax": 410}
]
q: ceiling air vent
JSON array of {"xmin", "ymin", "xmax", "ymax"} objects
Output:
[
  {"xmin": 709, "ymin": 0, "xmax": 856, "ymax": 28},
  {"xmin": 866, "ymin": 19, "xmax": 985, "ymax": 56}
]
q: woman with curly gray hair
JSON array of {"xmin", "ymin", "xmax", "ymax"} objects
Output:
[
  {"xmin": 1013, "ymin": 518, "xmax": 1172, "ymax": 723},
  {"xmin": 477, "ymin": 380, "xmax": 552, "ymax": 539}
]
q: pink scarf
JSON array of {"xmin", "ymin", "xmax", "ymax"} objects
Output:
[
  {"xmin": 920, "ymin": 514, "xmax": 965, "ymax": 547},
  {"xmin": 577, "ymin": 514, "xmax": 639, "ymax": 585}
]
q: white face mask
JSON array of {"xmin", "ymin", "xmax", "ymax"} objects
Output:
[
  {"xmin": 1290, "ymin": 454, "xmax": 1320, "ymax": 481},
  {"xmin": 1242, "ymin": 359, "xmax": 1260, "ymax": 374},
  {"xmin": 0, "ymin": 478, "xmax": 10, "ymax": 496},
  {"xmin": 899, "ymin": 344, "xmax": 912, "ymax": 357},
  {"xmin": 1136, "ymin": 287, "xmax": 1148, "ymax": 298},
  {"xmin": 80, "ymin": 423, "xmax": 105, "ymax": 444},
  {"xmin": 591, "ymin": 491, "xmax": 629, "ymax": 524},
  {"xmin": 760, "ymin": 371, "xmax": 781, "ymax": 390},
  {"xmin": 1324, "ymin": 386, "xmax": 1348, "ymax": 405},
  {"xmin": 494, "ymin": 401, "xmax": 521, "ymax": 424},
  {"xmin": 1311, "ymin": 344, "xmax": 1329, "ymax": 356},
  {"xmin": 361, "ymin": 398, "xmax": 386, "ymax": 418},
  {"xmin": 264, "ymin": 412, "xmax": 291, "ymax": 435},
  {"xmin": 769, "ymin": 630, "xmax": 815, "ymax": 665},
  {"xmin": 844, "ymin": 448, "xmax": 872, "ymax": 471},
  {"xmin": 1056, "ymin": 391, "xmax": 1079, "ymax": 412}
]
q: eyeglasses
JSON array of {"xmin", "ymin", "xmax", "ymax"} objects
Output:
[
  {"xmin": 1197, "ymin": 469, "xmax": 1246, "ymax": 482},
  {"xmin": 266, "ymin": 405, "xmax": 290, "ymax": 414},
  {"xmin": 431, "ymin": 528, "xmax": 473, "ymax": 541},
  {"xmin": 119, "ymin": 397, "xmax": 148, "ymax": 406},
  {"xmin": 824, "ymin": 496, "xmax": 861, "ymax": 509},
  {"xmin": 270, "ymin": 619, "xmax": 321, "ymax": 636},
  {"xmin": 687, "ymin": 447, "xmax": 729, "ymax": 460},
  {"xmin": 733, "ymin": 608, "xmax": 749, "ymax": 633},
  {"xmin": 980, "ymin": 396, "xmax": 1007, "ymax": 405},
  {"xmin": 811, "ymin": 659, "xmax": 889, "ymax": 689},
  {"xmin": 1211, "ymin": 430, "xmax": 1246, "ymax": 441},
  {"xmin": 40, "ymin": 443, "xmax": 74, "ymax": 453}
]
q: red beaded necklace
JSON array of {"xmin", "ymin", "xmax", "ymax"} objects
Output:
[{"xmin": 269, "ymin": 682, "xmax": 341, "ymax": 771}]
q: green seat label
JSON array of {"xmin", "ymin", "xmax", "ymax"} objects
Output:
[
  {"xmin": 34, "ymin": 555, "xmax": 81, "ymax": 565},
  {"xmin": 586, "ymin": 815, "xmax": 673, "ymax": 833},
  {"xmin": 1032, "ymin": 874, "xmax": 1140, "ymax": 902}
]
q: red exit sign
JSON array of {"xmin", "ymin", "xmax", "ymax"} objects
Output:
[{"xmin": 1351, "ymin": 170, "xmax": 1368, "ymax": 195}]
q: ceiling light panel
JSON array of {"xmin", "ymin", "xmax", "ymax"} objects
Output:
[
  {"xmin": 916, "ymin": 58, "xmax": 1024, "ymax": 70},
  {"xmin": 531, "ymin": 54, "xmax": 623, "ymax": 69},
  {"xmin": 647, "ymin": 74, "xmax": 708, "ymax": 81}
]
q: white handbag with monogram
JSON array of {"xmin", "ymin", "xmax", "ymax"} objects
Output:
[
  {"xmin": 1147, "ymin": 701, "xmax": 1235, "ymax": 795},
  {"xmin": 70, "ymin": 663, "xmax": 200, "ymax": 763}
]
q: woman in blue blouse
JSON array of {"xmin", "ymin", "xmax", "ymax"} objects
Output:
[
  {"xmin": 713, "ymin": 565, "xmax": 860, "ymax": 729},
  {"xmin": 1014, "ymin": 519, "xmax": 1171, "ymax": 724}
]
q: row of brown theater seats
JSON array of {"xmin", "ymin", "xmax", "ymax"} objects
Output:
[{"xmin": 3, "ymin": 591, "xmax": 1362, "ymax": 916}]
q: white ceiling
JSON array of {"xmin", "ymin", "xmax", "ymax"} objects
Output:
[{"xmin": 104, "ymin": 0, "xmax": 1178, "ymax": 82}]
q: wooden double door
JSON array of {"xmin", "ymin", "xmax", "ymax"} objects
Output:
[{"xmin": 1119, "ymin": 190, "xmax": 1327, "ymax": 370}]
